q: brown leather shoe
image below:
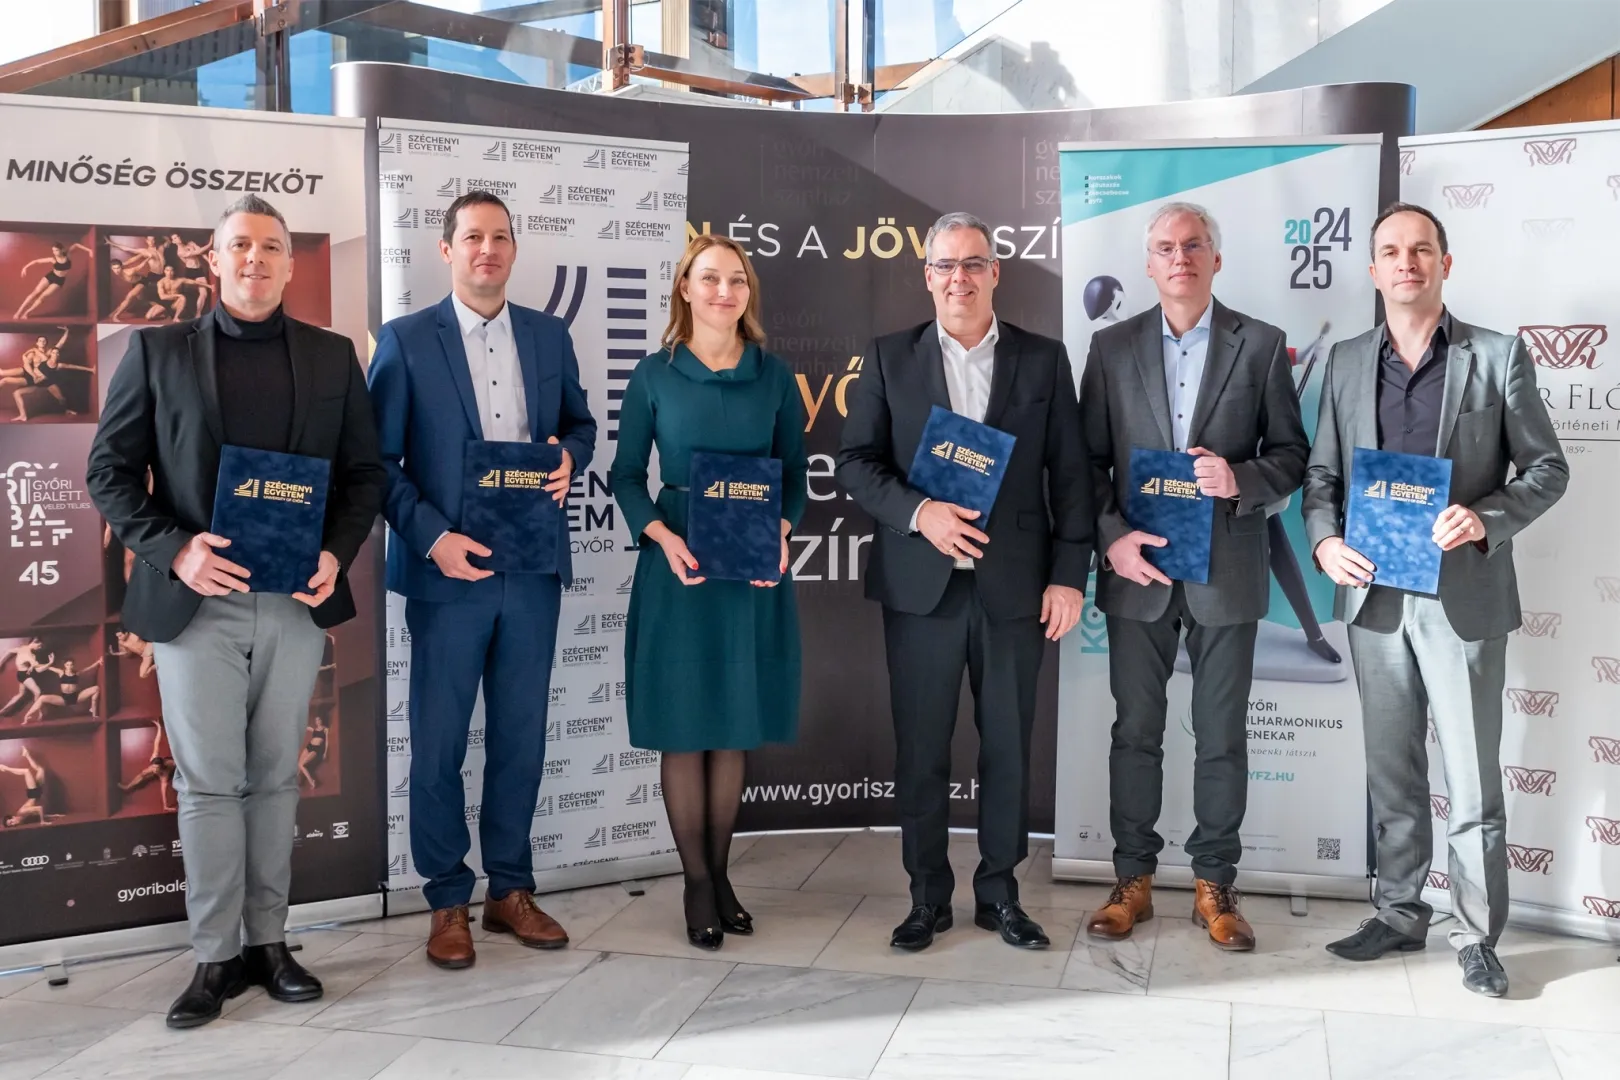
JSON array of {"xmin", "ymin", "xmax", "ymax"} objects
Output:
[
  {"xmin": 427, "ymin": 905, "xmax": 476, "ymax": 969},
  {"xmin": 482, "ymin": 889, "xmax": 569, "ymax": 949},
  {"xmin": 1193, "ymin": 880, "xmax": 1256, "ymax": 952},
  {"xmin": 1086, "ymin": 875, "xmax": 1154, "ymax": 940}
]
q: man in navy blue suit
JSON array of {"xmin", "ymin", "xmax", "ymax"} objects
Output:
[{"xmin": 369, "ymin": 190, "xmax": 596, "ymax": 968}]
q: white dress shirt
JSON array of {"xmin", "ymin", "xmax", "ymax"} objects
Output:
[
  {"xmin": 1162, "ymin": 302, "xmax": 1212, "ymax": 453},
  {"xmin": 914, "ymin": 316, "xmax": 999, "ymax": 569},
  {"xmin": 452, "ymin": 293, "xmax": 530, "ymax": 443},
  {"xmin": 430, "ymin": 295, "xmax": 532, "ymax": 562}
]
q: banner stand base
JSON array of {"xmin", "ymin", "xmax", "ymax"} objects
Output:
[
  {"xmin": 0, "ymin": 894, "xmax": 384, "ymax": 977},
  {"xmin": 383, "ymin": 851, "xmax": 684, "ymax": 917},
  {"xmin": 1051, "ymin": 857, "xmax": 1373, "ymax": 902}
]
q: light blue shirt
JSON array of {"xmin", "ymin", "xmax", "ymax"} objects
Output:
[{"xmin": 1162, "ymin": 302, "xmax": 1213, "ymax": 452}]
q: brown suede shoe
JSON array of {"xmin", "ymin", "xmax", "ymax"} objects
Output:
[
  {"xmin": 1193, "ymin": 880, "xmax": 1256, "ymax": 952},
  {"xmin": 1086, "ymin": 875, "xmax": 1154, "ymax": 940},
  {"xmin": 482, "ymin": 889, "xmax": 569, "ymax": 949},
  {"xmin": 427, "ymin": 905, "xmax": 476, "ymax": 969}
]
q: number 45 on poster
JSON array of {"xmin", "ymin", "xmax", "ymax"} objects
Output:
[{"xmin": 18, "ymin": 560, "xmax": 60, "ymax": 585}]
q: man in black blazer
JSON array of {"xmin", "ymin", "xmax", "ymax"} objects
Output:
[
  {"xmin": 1079, "ymin": 202, "xmax": 1308, "ymax": 952},
  {"xmin": 87, "ymin": 195, "xmax": 384, "ymax": 1029},
  {"xmin": 838, "ymin": 212, "xmax": 1093, "ymax": 952}
]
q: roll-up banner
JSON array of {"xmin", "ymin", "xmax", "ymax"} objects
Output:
[
  {"xmin": 0, "ymin": 95, "xmax": 380, "ymax": 953},
  {"xmin": 1053, "ymin": 137, "xmax": 1382, "ymax": 894},
  {"xmin": 1402, "ymin": 122, "xmax": 1620, "ymax": 941},
  {"xmin": 373, "ymin": 119, "xmax": 688, "ymax": 897}
]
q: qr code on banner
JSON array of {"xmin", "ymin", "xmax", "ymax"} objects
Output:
[{"xmin": 1317, "ymin": 838, "xmax": 1342, "ymax": 861}]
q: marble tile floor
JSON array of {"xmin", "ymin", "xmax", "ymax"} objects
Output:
[{"xmin": 2, "ymin": 831, "xmax": 1616, "ymax": 1080}]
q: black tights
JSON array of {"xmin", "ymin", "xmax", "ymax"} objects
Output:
[{"xmin": 661, "ymin": 749, "xmax": 747, "ymax": 930}]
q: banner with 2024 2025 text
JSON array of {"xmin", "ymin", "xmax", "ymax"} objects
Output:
[
  {"xmin": 0, "ymin": 94, "xmax": 380, "ymax": 951},
  {"xmin": 1053, "ymin": 138, "xmax": 1381, "ymax": 892},
  {"xmin": 374, "ymin": 119, "xmax": 688, "ymax": 898},
  {"xmin": 1402, "ymin": 123, "xmax": 1620, "ymax": 940}
]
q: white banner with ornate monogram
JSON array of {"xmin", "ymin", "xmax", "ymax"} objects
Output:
[
  {"xmin": 374, "ymin": 119, "xmax": 688, "ymax": 898},
  {"xmin": 1403, "ymin": 122, "xmax": 1620, "ymax": 941},
  {"xmin": 1053, "ymin": 138, "xmax": 1382, "ymax": 894}
]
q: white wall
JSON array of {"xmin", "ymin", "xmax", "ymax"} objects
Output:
[
  {"xmin": 879, "ymin": 0, "xmax": 1393, "ymax": 113},
  {"xmin": 1244, "ymin": 0, "xmax": 1620, "ymax": 134}
]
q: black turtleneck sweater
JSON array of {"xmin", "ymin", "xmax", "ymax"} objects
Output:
[{"xmin": 215, "ymin": 304, "xmax": 294, "ymax": 453}]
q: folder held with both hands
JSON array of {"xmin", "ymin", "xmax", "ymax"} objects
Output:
[
  {"xmin": 1344, "ymin": 447, "xmax": 1453, "ymax": 595},
  {"xmin": 461, "ymin": 440, "xmax": 564, "ymax": 574},
  {"xmin": 686, "ymin": 451, "xmax": 784, "ymax": 583},
  {"xmin": 1125, "ymin": 448, "xmax": 1214, "ymax": 585},
  {"xmin": 209, "ymin": 445, "xmax": 330, "ymax": 595}
]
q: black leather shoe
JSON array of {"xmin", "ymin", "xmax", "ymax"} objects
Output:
[
  {"xmin": 890, "ymin": 904, "xmax": 952, "ymax": 951},
  {"xmin": 243, "ymin": 942, "xmax": 323, "ymax": 1003},
  {"xmin": 1459, "ymin": 943, "xmax": 1508, "ymax": 997},
  {"xmin": 166, "ymin": 957, "xmax": 248, "ymax": 1029},
  {"xmin": 1325, "ymin": 919, "xmax": 1426, "ymax": 961},
  {"xmin": 974, "ymin": 901, "xmax": 1049, "ymax": 949}
]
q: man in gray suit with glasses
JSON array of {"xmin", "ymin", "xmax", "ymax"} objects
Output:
[
  {"xmin": 1079, "ymin": 202, "xmax": 1309, "ymax": 953},
  {"xmin": 1304, "ymin": 202, "xmax": 1567, "ymax": 997}
]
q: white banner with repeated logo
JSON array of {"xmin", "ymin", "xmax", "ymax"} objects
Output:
[
  {"xmin": 1403, "ymin": 122, "xmax": 1620, "ymax": 941},
  {"xmin": 375, "ymin": 119, "xmax": 688, "ymax": 897},
  {"xmin": 1052, "ymin": 138, "xmax": 1382, "ymax": 893}
]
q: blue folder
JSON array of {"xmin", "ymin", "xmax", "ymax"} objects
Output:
[
  {"xmin": 1345, "ymin": 447, "xmax": 1453, "ymax": 595},
  {"xmin": 462, "ymin": 441, "xmax": 563, "ymax": 574},
  {"xmin": 906, "ymin": 406, "xmax": 1016, "ymax": 518},
  {"xmin": 210, "ymin": 445, "xmax": 329, "ymax": 595},
  {"xmin": 1125, "ymin": 448, "xmax": 1214, "ymax": 585},
  {"xmin": 687, "ymin": 451, "xmax": 783, "ymax": 583}
]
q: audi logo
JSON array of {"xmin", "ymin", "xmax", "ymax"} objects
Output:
[{"xmin": 21, "ymin": 855, "xmax": 49, "ymax": 867}]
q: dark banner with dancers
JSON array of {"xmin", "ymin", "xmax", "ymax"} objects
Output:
[{"xmin": 0, "ymin": 97, "xmax": 378, "ymax": 949}]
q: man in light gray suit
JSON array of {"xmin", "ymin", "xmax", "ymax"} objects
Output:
[
  {"xmin": 1305, "ymin": 203, "xmax": 1567, "ymax": 997},
  {"xmin": 1080, "ymin": 203, "xmax": 1308, "ymax": 951}
]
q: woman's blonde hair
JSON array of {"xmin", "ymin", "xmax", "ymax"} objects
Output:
[{"xmin": 660, "ymin": 233, "xmax": 766, "ymax": 350}]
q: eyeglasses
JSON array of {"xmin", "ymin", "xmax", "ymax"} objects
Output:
[
  {"xmin": 1150, "ymin": 240, "xmax": 1210, "ymax": 260},
  {"xmin": 928, "ymin": 256, "xmax": 993, "ymax": 275}
]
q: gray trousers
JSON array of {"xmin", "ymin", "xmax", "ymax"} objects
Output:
[
  {"xmin": 152, "ymin": 593, "xmax": 325, "ymax": 963},
  {"xmin": 1106, "ymin": 584, "xmax": 1257, "ymax": 886},
  {"xmin": 1348, "ymin": 587, "xmax": 1509, "ymax": 949}
]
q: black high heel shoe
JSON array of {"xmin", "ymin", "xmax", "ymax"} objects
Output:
[
  {"xmin": 684, "ymin": 880, "xmax": 725, "ymax": 950},
  {"xmin": 687, "ymin": 924, "xmax": 724, "ymax": 950},
  {"xmin": 714, "ymin": 878, "xmax": 754, "ymax": 935}
]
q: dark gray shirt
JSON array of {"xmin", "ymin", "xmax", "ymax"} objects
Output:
[{"xmin": 1376, "ymin": 311, "xmax": 1451, "ymax": 457}]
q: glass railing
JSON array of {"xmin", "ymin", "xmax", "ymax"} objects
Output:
[{"xmin": 2, "ymin": 0, "xmax": 933, "ymax": 115}]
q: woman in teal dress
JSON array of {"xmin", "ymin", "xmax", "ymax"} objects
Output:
[{"xmin": 612, "ymin": 234, "xmax": 807, "ymax": 950}]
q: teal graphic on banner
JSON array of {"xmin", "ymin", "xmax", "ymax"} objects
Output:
[{"xmin": 1061, "ymin": 144, "xmax": 1338, "ymax": 224}]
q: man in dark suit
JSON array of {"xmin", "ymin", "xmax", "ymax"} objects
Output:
[
  {"xmin": 1306, "ymin": 203, "xmax": 1567, "ymax": 996},
  {"xmin": 837, "ymin": 212, "xmax": 1093, "ymax": 952},
  {"xmin": 87, "ymin": 195, "xmax": 385, "ymax": 1028},
  {"xmin": 368, "ymin": 190, "xmax": 596, "ymax": 968},
  {"xmin": 1079, "ymin": 202, "xmax": 1308, "ymax": 952}
]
